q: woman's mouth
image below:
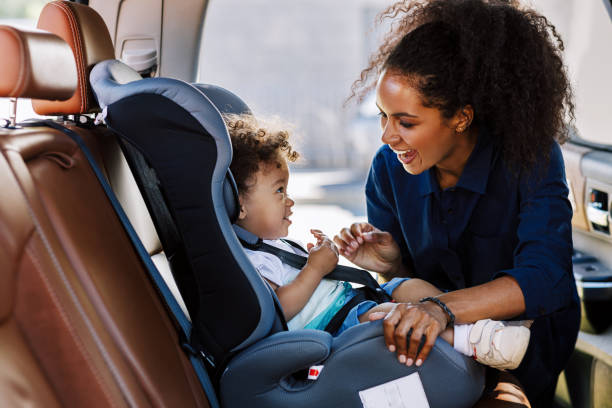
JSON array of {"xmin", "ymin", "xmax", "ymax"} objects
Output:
[{"xmin": 396, "ymin": 149, "xmax": 418, "ymax": 165}]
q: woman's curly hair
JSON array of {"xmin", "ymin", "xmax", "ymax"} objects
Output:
[
  {"xmin": 351, "ymin": 0, "xmax": 574, "ymax": 174},
  {"xmin": 225, "ymin": 113, "xmax": 299, "ymax": 195}
]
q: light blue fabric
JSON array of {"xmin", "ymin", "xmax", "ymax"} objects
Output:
[
  {"xmin": 303, "ymin": 282, "xmax": 354, "ymax": 330},
  {"xmin": 336, "ymin": 277, "xmax": 410, "ymax": 335}
]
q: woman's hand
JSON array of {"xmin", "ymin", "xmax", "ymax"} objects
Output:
[
  {"xmin": 373, "ymin": 302, "xmax": 449, "ymax": 367},
  {"xmin": 333, "ymin": 222, "xmax": 402, "ymax": 276}
]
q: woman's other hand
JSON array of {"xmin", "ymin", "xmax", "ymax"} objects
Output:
[
  {"xmin": 376, "ymin": 302, "xmax": 449, "ymax": 367},
  {"xmin": 333, "ymin": 222, "xmax": 402, "ymax": 276}
]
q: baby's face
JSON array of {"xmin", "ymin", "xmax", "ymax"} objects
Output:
[{"xmin": 237, "ymin": 159, "xmax": 294, "ymax": 240}]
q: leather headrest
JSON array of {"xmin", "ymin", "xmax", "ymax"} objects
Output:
[
  {"xmin": 33, "ymin": 1, "xmax": 114, "ymax": 115},
  {"xmin": 0, "ymin": 26, "xmax": 76, "ymax": 100}
]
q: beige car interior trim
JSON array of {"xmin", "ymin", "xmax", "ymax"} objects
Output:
[{"xmin": 89, "ymin": 0, "xmax": 208, "ymax": 81}]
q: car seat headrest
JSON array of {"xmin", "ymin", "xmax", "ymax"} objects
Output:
[
  {"xmin": 0, "ymin": 26, "xmax": 76, "ymax": 100},
  {"xmin": 33, "ymin": 1, "xmax": 114, "ymax": 116},
  {"xmin": 192, "ymin": 84, "xmax": 252, "ymax": 116},
  {"xmin": 191, "ymin": 83, "xmax": 253, "ymax": 223}
]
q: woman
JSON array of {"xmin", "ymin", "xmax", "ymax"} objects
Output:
[{"xmin": 334, "ymin": 1, "xmax": 580, "ymax": 407}]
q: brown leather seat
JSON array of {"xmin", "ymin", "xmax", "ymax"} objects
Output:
[{"xmin": 0, "ymin": 3, "xmax": 209, "ymax": 407}]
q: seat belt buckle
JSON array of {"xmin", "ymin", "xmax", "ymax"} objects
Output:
[{"xmin": 181, "ymin": 341, "xmax": 216, "ymax": 369}]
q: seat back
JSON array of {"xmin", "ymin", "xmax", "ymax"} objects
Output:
[
  {"xmin": 0, "ymin": 8, "xmax": 210, "ymax": 407},
  {"xmin": 90, "ymin": 60, "xmax": 284, "ymax": 375}
]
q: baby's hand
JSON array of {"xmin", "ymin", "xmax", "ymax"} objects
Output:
[{"xmin": 306, "ymin": 229, "xmax": 339, "ymax": 276}]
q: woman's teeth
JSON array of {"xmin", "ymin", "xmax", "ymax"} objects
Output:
[{"xmin": 396, "ymin": 149, "xmax": 417, "ymax": 164}]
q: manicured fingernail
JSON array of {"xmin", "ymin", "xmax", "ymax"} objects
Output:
[
  {"xmin": 416, "ymin": 359, "xmax": 422, "ymax": 367},
  {"xmin": 357, "ymin": 236, "xmax": 363, "ymax": 244},
  {"xmin": 351, "ymin": 241, "xmax": 358, "ymax": 248},
  {"xmin": 399, "ymin": 355, "xmax": 406, "ymax": 364},
  {"xmin": 406, "ymin": 358, "xmax": 413, "ymax": 366},
  {"xmin": 388, "ymin": 345, "xmax": 396, "ymax": 352}
]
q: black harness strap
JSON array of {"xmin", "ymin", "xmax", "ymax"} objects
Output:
[
  {"xmin": 238, "ymin": 236, "xmax": 393, "ymax": 333},
  {"xmin": 264, "ymin": 239, "xmax": 390, "ymax": 301}
]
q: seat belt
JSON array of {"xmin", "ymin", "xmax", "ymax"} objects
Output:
[
  {"xmin": 237, "ymin": 235, "xmax": 393, "ymax": 334},
  {"xmin": 253, "ymin": 239, "xmax": 390, "ymax": 301},
  {"xmin": 23, "ymin": 119, "xmax": 221, "ymax": 408}
]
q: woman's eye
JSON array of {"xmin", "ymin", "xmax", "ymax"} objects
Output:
[
  {"xmin": 400, "ymin": 122, "xmax": 414, "ymax": 129},
  {"xmin": 377, "ymin": 111, "xmax": 387, "ymax": 118}
]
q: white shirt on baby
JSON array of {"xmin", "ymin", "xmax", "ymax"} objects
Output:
[{"xmin": 243, "ymin": 239, "xmax": 353, "ymax": 330}]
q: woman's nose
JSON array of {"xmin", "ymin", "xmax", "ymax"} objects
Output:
[{"xmin": 381, "ymin": 121, "xmax": 397, "ymax": 145}]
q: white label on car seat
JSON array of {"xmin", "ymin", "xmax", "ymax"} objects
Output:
[
  {"xmin": 358, "ymin": 372, "xmax": 430, "ymax": 408},
  {"xmin": 307, "ymin": 365, "xmax": 324, "ymax": 380}
]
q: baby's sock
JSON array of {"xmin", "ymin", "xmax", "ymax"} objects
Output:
[{"xmin": 453, "ymin": 324, "xmax": 474, "ymax": 357}]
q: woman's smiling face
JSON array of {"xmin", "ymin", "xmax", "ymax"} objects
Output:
[{"xmin": 375, "ymin": 69, "xmax": 474, "ymax": 178}]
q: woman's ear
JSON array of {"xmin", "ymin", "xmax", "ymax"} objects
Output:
[{"xmin": 454, "ymin": 105, "xmax": 474, "ymax": 133}]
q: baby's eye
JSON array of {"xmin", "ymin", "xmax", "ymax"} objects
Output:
[{"xmin": 276, "ymin": 186, "xmax": 285, "ymax": 194}]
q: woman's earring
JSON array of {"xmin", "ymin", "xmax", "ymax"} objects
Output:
[{"xmin": 456, "ymin": 126, "xmax": 464, "ymax": 133}]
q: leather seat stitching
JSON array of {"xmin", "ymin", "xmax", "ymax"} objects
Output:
[
  {"xmin": 25, "ymin": 244, "xmax": 120, "ymax": 408},
  {"xmin": 5, "ymin": 156, "xmax": 135, "ymax": 408},
  {"xmin": 49, "ymin": 2, "xmax": 86, "ymax": 112},
  {"xmin": 5, "ymin": 27, "xmax": 27, "ymax": 97}
]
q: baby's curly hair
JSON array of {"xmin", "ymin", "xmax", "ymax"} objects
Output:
[
  {"xmin": 351, "ymin": 0, "xmax": 574, "ymax": 174},
  {"xmin": 225, "ymin": 114, "xmax": 299, "ymax": 195}
]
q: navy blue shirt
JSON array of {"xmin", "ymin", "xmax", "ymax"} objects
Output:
[{"xmin": 366, "ymin": 133, "xmax": 580, "ymax": 400}]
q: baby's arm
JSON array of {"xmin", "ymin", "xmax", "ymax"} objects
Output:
[{"xmin": 274, "ymin": 232, "xmax": 338, "ymax": 320}]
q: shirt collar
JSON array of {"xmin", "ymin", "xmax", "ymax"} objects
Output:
[{"xmin": 418, "ymin": 130, "xmax": 495, "ymax": 196}]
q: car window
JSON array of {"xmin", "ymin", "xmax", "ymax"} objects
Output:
[
  {"xmin": 0, "ymin": 0, "xmax": 52, "ymax": 123},
  {"xmin": 198, "ymin": 0, "xmax": 392, "ymax": 245},
  {"xmin": 533, "ymin": 0, "xmax": 612, "ymax": 147}
]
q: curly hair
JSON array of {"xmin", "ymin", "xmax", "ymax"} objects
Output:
[
  {"xmin": 225, "ymin": 114, "xmax": 299, "ymax": 195},
  {"xmin": 351, "ymin": 0, "xmax": 574, "ymax": 174}
]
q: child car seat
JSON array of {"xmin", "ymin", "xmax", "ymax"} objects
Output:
[{"xmin": 90, "ymin": 58, "xmax": 486, "ymax": 408}]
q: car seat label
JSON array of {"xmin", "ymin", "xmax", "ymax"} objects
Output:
[
  {"xmin": 307, "ymin": 365, "xmax": 324, "ymax": 380},
  {"xmin": 358, "ymin": 372, "xmax": 430, "ymax": 408}
]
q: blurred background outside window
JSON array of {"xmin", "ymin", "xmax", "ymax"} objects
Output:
[{"xmin": 1, "ymin": 0, "xmax": 610, "ymax": 246}]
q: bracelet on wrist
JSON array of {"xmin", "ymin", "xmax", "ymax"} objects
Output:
[{"xmin": 419, "ymin": 296, "xmax": 455, "ymax": 328}]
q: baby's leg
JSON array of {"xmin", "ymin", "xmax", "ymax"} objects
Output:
[{"xmin": 387, "ymin": 279, "xmax": 530, "ymax": 370}]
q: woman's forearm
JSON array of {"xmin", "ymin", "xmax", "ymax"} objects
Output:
[{"xmin": 437, "ymin": 275, "xmax": 526, "ymax": 324}]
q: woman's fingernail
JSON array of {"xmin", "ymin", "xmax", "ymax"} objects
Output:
[
  {"xmin": 351, "ymin": 241, "xmax": 358, "ymax": 248},
  {"xmin": 406, "ymin": 358, "xmax": 413, "ymax": 366},
  {"xmin": 388, "ymin": 345, "xmax": 396, "ymax": 352},
  {"xmin": 357, "ymin": 236, "xmax": 363, "ymax": 244},
  {"xmin": 399, "ymin": 355, "xmax": 406, "ymax": 364},
  {"xmin": 416, "ymin": 359, "xmax": 423, "ymax": 367}
]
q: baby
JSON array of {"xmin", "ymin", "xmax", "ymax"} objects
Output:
[{"xmin": 226, "ymin": 113, "xmax": 530, "ymax": 370}]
